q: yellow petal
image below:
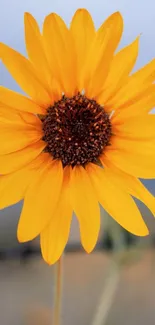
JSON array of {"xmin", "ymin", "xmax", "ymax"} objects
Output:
[
  {"xmin": 0, "ymin": 105, "xmax": 42, "ymax": 128},
  {"xmin": 0, "ymin": 123, "xmax": 42, "ymax": 154},
  {"xmin": 83, "ymin": 12, "xmax": 123, "ymax": 97},
  {"xmin": 41, "ymin": 166, "xmax": 72, "ymax": 265},
  {"xmin": 97, "ymin": 37, "xmax": 139, "ymax": 106},
  {"xmin": 101, "ymin": 157, "xmax": 155, "ymax": 216},
  {"xmin": 48, "ymin": 78, "xmax": 62, "ymax": 103},
  {"xmin": 130, "ymin": 58, "xmax": 155, "ymax": 84},
  {"xmin": 24, "ymin": 12, "xmax": 55, "ymax": 92},
  {"xmin": 0, "ymin": 140, "xmax": 46, "ymax": 174},
  {"xmin": 106, "ymin": 60, "xmax": 155, "ymax": 110},
  {"xmin": 25, "ymin": 13, "xmax": 62, "ymax": 104},
  {"xmin": 86, "ymin": 163, "xmax": 149, "ymax": 236},
  {"xmin": 0, "ymin": 169, "xmax": 34, "ymax": 209},
  {"xmin": 0, "ymin": 42, "xmax": 51, "ymax": 107},
  {"xmin": 0, "ymin": 106, "xmax": 31, "ymax": 124},
  {"xmin": 0, "ymin": 87, "xmax": 46, "ymax": 114},
  {"xmin": 70, "ymin": 166, "xmax": 100, "ymax": 253},
  {"xmin": 70, "ymin": 9, "xmax": 95, "ymax": 90},
  {"xmin": 105, "ymin": 143, "xmax": 155, "ymax": 179},
  {"xmin": 110, "ymin": 136, "xmax": 155, "ymax": 155},
  {"xmin": 43, "ymin": 13, "xmax": 76, "ymax": 97},
  {"xmin": 113, "ymin": 115, "xmax": 155, "ymax": 139},
  {"xmin": 16, "ymin": 111, "xmax": 42, "ymax": 127},
  {"xmin": 112, "ymin": 84, "xmax": 155, "ymax": 120},
  {"xmin": 0, "ymin": 153, "xmax": 51, "ymax": 209},
  {"xmin": 17, "ymin": 159, "xmax": 63, "ymax": 242}
]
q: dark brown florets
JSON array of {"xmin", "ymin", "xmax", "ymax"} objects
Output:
[{"xmin": 42, "ymin": 93, "xmax": 112, "ymax": 167}]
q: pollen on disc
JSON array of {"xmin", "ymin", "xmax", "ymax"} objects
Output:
[{"xmin": 42, "ymin": 93, "xmax": 112, "ymax": 167}]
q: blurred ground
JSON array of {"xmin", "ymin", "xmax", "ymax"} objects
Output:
[
  {"xmin": 0, "ymin": 250, "xmax": 155, "ymax": 325},
  {"xmin": 0, "ymin": 189, "xmax": 155, "ymax": 325}
]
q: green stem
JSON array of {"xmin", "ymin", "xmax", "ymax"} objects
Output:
[
  {"xmin": 53, "ymin": 257, "xmax": 63, "ymax": 325},
  {"xmin": 92, "ymin": 261, "xmax": 120, "ymax": 325}
]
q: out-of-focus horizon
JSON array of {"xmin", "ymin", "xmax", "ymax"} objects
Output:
[{"xmin": 1, "ymin": 1, "xmax": 155, "ymax": 324}]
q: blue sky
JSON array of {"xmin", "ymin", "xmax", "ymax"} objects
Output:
[{"xmin": 1, "ymin": 0, "xmax": 155, "ymax": 91}]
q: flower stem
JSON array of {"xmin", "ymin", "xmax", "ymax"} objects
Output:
[
  {"xmin": 53, "ymin": 256, "xmax": 63, "ymax": 325},
  {"xmin": 92, "ymin": 261, "xmax": 120, "ymax": 325}
]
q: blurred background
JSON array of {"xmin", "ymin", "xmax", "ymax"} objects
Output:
[{"xmin": 1, "ymin": 0, "xmax": 155, "ymax": 324}]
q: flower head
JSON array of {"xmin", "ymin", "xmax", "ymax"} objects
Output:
[{"xmin": 0, "ymin": 9, "xmax": 155, "ymax": 264}]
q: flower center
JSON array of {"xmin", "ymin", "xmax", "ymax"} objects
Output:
[{"xmin": 42, "ymin": 93, "xmax": 112, "ymax": 166}]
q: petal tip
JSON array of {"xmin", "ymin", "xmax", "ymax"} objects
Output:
[
  {"xmin": 24, "ymin": 12, "xmax": 33, "ymax": 22},
  {"xmin": 17, "ymin": 231, "xmax": 27, "ymax": 243},
  {"xmin": 45, "ymin": 12, "xmax": 60, "ymax": 21},
  {"xmin": 112, "ymin": 11, "xmax": 124, "ymax": 26},
  {"xmin": 84, "ymin": 247, "xmax": 94, "ymax": 254},
  {"xmin": 17, "ymin": 224, "xmax": 34, "ymax": 243},
  {"xmin": 75, "ymin": 8, "xmax": 90, "ymax": 14},
  {"xmin": 44, "ymin": 257, "xmax": 59, "ymax": 265},
  {"xmin": 41, "ymin": 248, "xmax": 61, "ymax": 265},
  {"xmin": 82, "ymin": 237, "xmax": 97, "ymax": 253},
  {"xmin": 24, "ymin": 12, "xmax": 30, "ymax": 17},
  {"xmin": 115, "ymin": 11, "xmax": 122, "ymax": 17},
  {"xmin": 139, "ymin": 227, "xmax": 149, "ymax": 237},
  {"xmin": 133, "ymin": 224, "xmax": 149, "ymax": 237}
]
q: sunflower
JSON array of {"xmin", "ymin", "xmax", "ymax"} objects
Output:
[{"xmin": 0, "ymin": 9, "xmax": 155, "ymax": 264}]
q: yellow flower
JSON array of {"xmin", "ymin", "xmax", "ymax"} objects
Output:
[{"xmin": 0, "ymin": 9, "xmax": 155, "ymax": 264}]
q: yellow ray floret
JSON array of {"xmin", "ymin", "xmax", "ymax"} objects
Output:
[{"xmin": 0, "ymin": 8, "xmax": 155, "ymax": 264}]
